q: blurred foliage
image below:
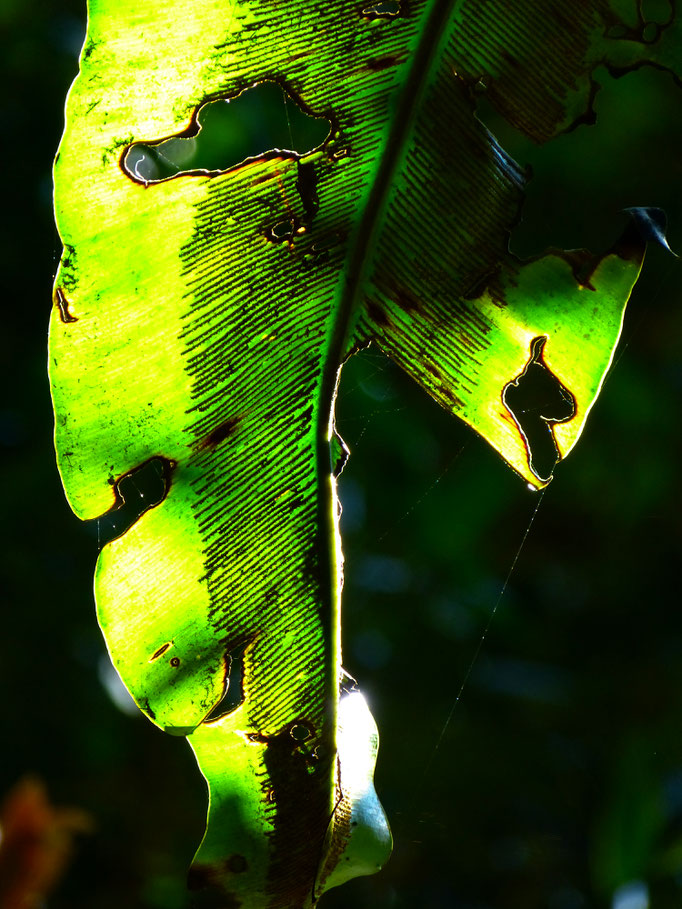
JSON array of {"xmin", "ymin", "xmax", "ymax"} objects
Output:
[
  {"xmin": 2, "ymin": 2, "xmax": 682, "ymax": 907},
  {"xmin": 0, "ymin": 777, "xmax": 92, "ymax": 909}
]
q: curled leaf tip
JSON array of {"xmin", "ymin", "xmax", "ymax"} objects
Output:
[{"xmin": 624, "ymin": 206, "xmax": 678, "ymax": 257}]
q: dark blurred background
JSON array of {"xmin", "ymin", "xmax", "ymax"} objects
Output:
[{"xmin": 2, "ymin": 3, "xmax": 682, "ymax": 908}]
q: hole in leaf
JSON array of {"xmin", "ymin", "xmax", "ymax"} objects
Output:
[
  {"xmin": 503, "ymin": 337, "xmax": 576, "ymax": 482},
  {"xmin": 267, "ymin": 219, "xmax": 296, "ymax": 243},
  {"xmin": 362, "ymin": 0, "xmax": 401, "ymax": 17},
  {"xmin": 123, "ymin": 81, "xmax": 331, "ymax": 184},
  {"xmin": 290, "ymin": 723, "xmax": 311, "ymax": 742},
  {"xmin": 205, "ymin": 647, "xmax": 246, "ymax": 722},
  {"xmin": 94, "ymin": 456, "xmax": 174, "ymax": 546}
]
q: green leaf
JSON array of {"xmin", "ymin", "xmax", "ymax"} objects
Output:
[{"xmin": 50, "ymin": 1, "xmax": 676, "ymax": 905}]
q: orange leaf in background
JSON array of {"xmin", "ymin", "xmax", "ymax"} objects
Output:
[{"xmin": 0, "ymin": 777, "xmax": 92, "ymax": 909}]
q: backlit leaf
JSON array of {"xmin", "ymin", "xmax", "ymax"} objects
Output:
[{"xmin": 51, "ymin": 1, "xmax": 678, "ymax": 905}]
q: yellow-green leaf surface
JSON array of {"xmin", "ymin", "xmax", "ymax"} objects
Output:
[{"xmin": 51, "ymin": 1, "xmax": 677, "ymax": 906}]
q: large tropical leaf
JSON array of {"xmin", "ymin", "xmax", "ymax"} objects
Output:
[{"xmin": 50, "ymin": 1, "xmax": 679, "ymax": 905}]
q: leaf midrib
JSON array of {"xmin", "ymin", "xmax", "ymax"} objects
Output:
[
  {"xmin": 316, "ymin": 0, "xmax": 462, "ymax": 448},
  {"xmin": 313, "ymin": 0, "xmax": 463, "ymax": 696}
]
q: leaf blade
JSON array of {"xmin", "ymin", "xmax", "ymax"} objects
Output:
[{"xmin": 51, "ymin": 0, "xmax": 675, "ymax": 903}]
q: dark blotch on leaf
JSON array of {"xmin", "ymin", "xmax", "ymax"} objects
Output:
[
  {"xmin": 364, "ymin": 54, "xmax": 403, "ymax": 72},
  {"xmin": 187, "ymin": 864, "xmax": 242, "ymax": 908},
  {"xmin": 331, "ymin": 430, "xmax": 350, "ymax": 478},
  {"xmin": 201, "ymin": 416, "xmax": 241, "ymax": 450},
  {"xmin": 296, "ymin": 160, "xmax": 319, "ymax": 222},
  {"xmin": 163, "ymin": 725, "xmax": 195, "ymax": 737},
  {"xmin": 260, "ymin": 722, "xmax": 332, "ymax": 906},
  {"xmin": 384, "ymin": 276, "xmax": 422, "ymax": 314},
  {"xmin": 226, "ymin": 854, "xmax": 248, "ymax": 874},
  {"xmin": 365, "ymin": 299, "xmax": 391, "ymax": 328}
]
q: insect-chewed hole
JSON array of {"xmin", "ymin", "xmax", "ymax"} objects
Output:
[
  {"xmin": 290, "ymin": 724, "xmax": 311, "ymax": 742},
  {"xmin": 503, "ymin": 337, "xmax": 576, "ymax": 482},
  {"xmin": 93, "ymin": 456, "xmax": 174, "ymax": 546},
  {"xmin": 205, "ymin": 648, "xmax": 246, "ymax": 722},
  {"xmin": 123, "ymin": 80, "xmax": 331, "ymax": 184},
  {"xmin": 363, "ymin": 0, "xmax": 401, "ymax": 17},
  {"xmin": 267, "ymin": 219, "xmax": 296, "ymax": 242}
]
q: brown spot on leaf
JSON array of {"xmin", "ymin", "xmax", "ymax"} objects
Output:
[
  {"xmin": 54, "ymin": 288, "xmax": 77, "ymax": 324},
  {"xmin": 555, "ymin": 248, "xmax": 599, "ymax": 290},
  {"xmin": 366, "ymin": 299, "xmax": 391, "ymax": 328},
  {"xmin": 226, "ymin": 854, "xmax": 248, "ymax": 874},
  {"xmin": 463, "ymin": 265, "xmax": 503, "ymax": 301},
  {"xmin": 546, "ymin": 214, "xmax": 647, "ymax": 288},
  {"xmin": 150, "ymin": 643, "xmax": 171, "ymax": 661},
  {"xmin": 363, "ymin": 53, "xmax": 404, "ymax": 72},
  {"xmin": 200, "ymin": 416, "xmax": 241, "ymax": 450},
  {"xmin": 187, "ymin": 864, "xmax": 242, "ymax": 907},
  {"xmin": 382, "ymin": 276, "xmax": 421, "ymax": 315}
]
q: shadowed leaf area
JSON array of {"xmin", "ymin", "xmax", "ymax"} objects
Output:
[{"xmin": 38, "ymin": 0, "xmax": 682, "ymax": 907}]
